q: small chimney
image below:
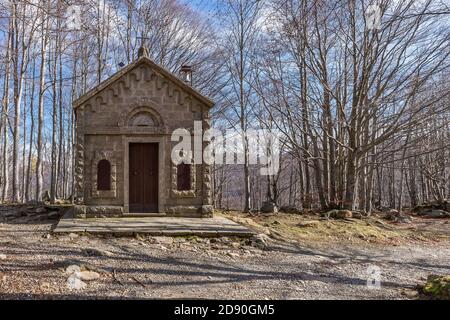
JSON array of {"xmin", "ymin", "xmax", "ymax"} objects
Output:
[
  {"xmin": 138, "ymin": 46, "xmax": 149, "ymax": 58},
  {"xmin": 180, "ymin": 65, "xmax": 193, "ymax": 85}
]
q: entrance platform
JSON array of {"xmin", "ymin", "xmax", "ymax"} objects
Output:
[{"xmin": 53, "ymin": 212, "xmax": 254, "ymax": 237}]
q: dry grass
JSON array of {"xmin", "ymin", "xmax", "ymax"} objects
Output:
[{"xmin": 219, "ymin": 211, "xmax": 449, "ymax": 246}]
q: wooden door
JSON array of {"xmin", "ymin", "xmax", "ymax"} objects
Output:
[{"xmin": 129, "ymin": 143, "xmax": 158, "ymax": 212}]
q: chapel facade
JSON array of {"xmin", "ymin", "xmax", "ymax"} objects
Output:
[{"xmin": 72, "ymin": 48, "xmax": 214, "ymax": 218}]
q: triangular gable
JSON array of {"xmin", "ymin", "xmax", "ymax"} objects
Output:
[{"xmin": 73, "ymin": 56, "xmax": 214, "ymax": 109}]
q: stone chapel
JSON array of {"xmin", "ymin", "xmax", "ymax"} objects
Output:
[{"xmin": 71, "ymin": 48, "xmax": 214, "ymax": 218}]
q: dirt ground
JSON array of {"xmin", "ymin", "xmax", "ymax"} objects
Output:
[{"xmin": 0, "ymin": 205, "xmax": 449, "ymax": 300}]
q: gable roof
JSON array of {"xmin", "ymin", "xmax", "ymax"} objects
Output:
[{"xmin": 73, "ymin": 55, "xmax": 215, "ymax": 109}]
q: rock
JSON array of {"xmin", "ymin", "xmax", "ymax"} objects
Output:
[
  {"xmin": 396, "ymin": 215, "xmax": 413, "ymax": 224},
  {"xmin": 297, "ymin": 220, "xmax": 320, "ymax": 228},
  {"xmin": 68, "ymin": 233, "xmax": 79, "ymax": 239},
  {"xmin": 351, "ymin": 211, "xmax": 364, "ymax": 219},
  {"xmin": 323, "ymin": 209, "xmax": 353, "ymax": 219},
  {"xmin": 67, "ymin": 274, "xmax": 87, "ymax": 290},
  {"xmin": 385, "ymin": 209, "xmax": 400, "ymax": 221},
  {"xmin": 157, "ymin": 244, "xmax": 168, "ymax": 251},
  {"xmin": 402, "ymin": 289, "xmax": 419, "ymax": 299},
  {"xmin": 65, "ymin": 265, "xmax": 81, "ymax": 275},
  {"xmin": 201, "ymin": 205, "xmax": 214, "ymax": 217},
  {"xmin": 218, "ymin": 237, "xmax": 231, "ymax": 243},
  {"xmin": 422, "ymin": 275, "xmax": 450, "ymax": 299},
  {"xmin": 335, "ymin": 210, "xmax": 352, "ymax": 219},
  {"xmin": 226, "ymin": 252, "xmax": 240, "ymax": 258},
  {"xmin": 135, "ymin": 233, "xmax": 147, "ymax": 241},
  {"xmin": 251, "ymin": 233, "xmax": 271, "ymax": 250},
  {"xmin": 83, "ymin": 248, "xmax": 114, "ymax": 257},
  {"xmin": 4, "ymin": 211, "xmax": 18, "ymax": 218},
  {"xmin": 47, "ymin": 211, "xmax": 60, "ymax": 218},
  {"xmin": 230, "ymin": 242, "xmax": 241, "ymax": 248},
  {"xmin": 261, "ymin": 201, "xmax": 278, "ymax": 214},
  {"xmin": 417, "ymin": 210, "xmax": 450, "ymax": 218},
  {"xmin": 152, "ymin": 236, "xmax": 173, "ymax": 245},
  {"xmin": 43, "ymin": 233, "xmax": 52, "ymax": 239},
  {"xmin": 279, "ymin": 206, "xmax": 300, "ymax": 214},
  {"xmin": 413, "ymin": 201, "xmax": 450, "ymax": 214},
  {"xmin": 0, "ymin": 253, "xmax": 7, "ymax": 260},
  {"xmin": 35, "ymin": 207, "xmax": 47, "ymax": 214},
  {"xmin": 77, "ymin": 271, "xmax": 100, "ymax": 281}
]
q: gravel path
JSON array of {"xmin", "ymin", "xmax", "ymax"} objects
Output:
[{"xmin": 0, "ymin": 215, "xmax": 449, "ymax": 299}]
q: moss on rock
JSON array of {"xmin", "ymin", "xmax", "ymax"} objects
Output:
[{"xmin": 422, "ymin": 275, "xmax": 450, "ymax": 299}]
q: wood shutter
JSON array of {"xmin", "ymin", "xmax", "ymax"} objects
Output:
[
  {"xmin": 177, "ymin": 163, "xmax": 191, "ymax": 191},
  {"xmin": 97, "ymin": 159, "xmax": 111, "ymax": 190}
]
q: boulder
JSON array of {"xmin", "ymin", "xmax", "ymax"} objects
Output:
[
  {"xmin": 226, "ymin": 252, "xmax": 240, "ymax": 258},
  {"xmin": 335, "ymin": 210, "xmax": 353, "ymax": 219},
  {"xmin": 250, "ymin": 233, "xmax": 271, "ymax": 250},
  {"xmin": 417, "ymin": 210, "xmax": 450, "ymax": 218},
  {"xmin": 201, "ymin": 205, "xmax": 214, "ymax": 217},
  {"xmin": 279, "ymin": 206, "xmax": 300, "ymax": 214},
  {"xmin": 385, "ymin": 209, "xmax": 400, "ymax": 221},
  {"xmin": 351, "ymin": 211, "xmax": 364, "ymax": 219},
  {"xmin": 83, "ymin": 248, "xmax": 114, "ymax": 257},
  {"xmin": 151, "ymin": 236, "xmax": 174, "ymax": 245},
  {"xmin": 413, "ymin": 201, "xmax": 449, "ymax": 214},
  {"xmin": 68, "ymin": 233, "xmax": 79, "ymax": 240},
  {"xmin": 402, "ymin": 289, "xmax": 419, "ymax": 299},
  {"xmin": 322, "ymin": 209, "xmax": 353, "ymax": 219},
  {"xmin": 65, "ymin": 265, "xmax": 81, "ymax": 275},
  {"xmin": 47, "ymin": 211, "xmax": 60, "ymax": 219},
  {"xmin": 261, "ymin": 201, "xmax": 278, "ymax": 214},
  {"xmin": 35, "ymin": 207, "xmax": 47, "ymax": 214},
  {"xmin": 77, "ymin": 271, "xmax": 100, "ymax": 281},
  {"xmin": 395, "ymin": 215, "xmax": 413, "ymax": 224},
  {"xmin": 67, "ymin": 274, "xmax": 87, "ymax": 290},
  {"xmin": 297, "ymin": 220, "xmax": 320, "ymax": 227}
]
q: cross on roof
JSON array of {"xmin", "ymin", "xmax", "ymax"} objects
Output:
[{"xmin": 137, "ymin": 36, "xmax": 150, "ymax": 47}]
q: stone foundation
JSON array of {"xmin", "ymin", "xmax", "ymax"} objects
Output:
[
  {"xmin": 74, "ymin": 205, "xmax": 124, "ymax": 218},
  {"xmin": 73, "ymin": 205, "xmax": 213, "ymax": 218}
]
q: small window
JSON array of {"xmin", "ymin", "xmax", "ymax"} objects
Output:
[
  {"xmin": 177, "ymin": 163, "xmax": 191, "ymax": 191},
  {"xmin": 97, "ymin": 159, "xmax": 111, "ymax": 190}
]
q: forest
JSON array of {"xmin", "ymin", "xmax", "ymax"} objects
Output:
[{"xmin": 0, "ymin": 0, "xmax": 449, "ymax": 213}]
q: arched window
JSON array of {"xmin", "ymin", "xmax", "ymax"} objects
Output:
[
  {"xmin": 97, "ymin": 159, "xmax": 111, "ymax": 190},
  {"xmin": 177, "ymin": 163, "xmax": 191, "ymax": 191}
]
